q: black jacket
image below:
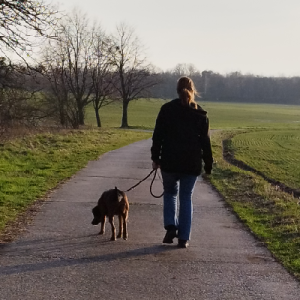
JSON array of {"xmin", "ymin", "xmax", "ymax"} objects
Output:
[{"xmin": 151, "ymin": 99, "xmax": 213, "ymax": 176}]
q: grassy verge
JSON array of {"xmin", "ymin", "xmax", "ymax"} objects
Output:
[
  {"xmin": 0, "ymin": 128, "xmax": 152, "ymax": 234},
  {"xmin": 210, "ymin": 130, "xmax": 300, "ymax": 279}
]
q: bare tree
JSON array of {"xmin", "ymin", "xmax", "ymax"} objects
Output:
[
  {"xmin": 90, "ymin": 32, "xmax": 117, "ymax": 127},
  {"xmin": 110, "ymin": 24, "xmax": 158, "ymax": 128},
  {"xmin": 60, "ymin": 11, "xmax": 96, "ymax": 125},
  {"xmin": 172, "ymin": 63, "xmax": 199, "ymax": 77},
  {"xmin": 40, "ymin": 11, "xmax": 98, "ymax": 127},
  {"xmin": 0, "ymin": 61, "xmax": 49, "ymax": 136},
  {"xmin": 0, "ymin": 0, "xmax": 58, "ymax": 63},
  {"xmin": 39, "ymin": 48, "xmax": 78, "ymax": 128}
]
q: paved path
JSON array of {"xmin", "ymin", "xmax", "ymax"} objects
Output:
[{"xmin": 0, "ymin": 139, "xmax": 299, "ymax": 300}]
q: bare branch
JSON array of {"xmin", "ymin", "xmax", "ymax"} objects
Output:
[{"xmin": 0, "ymin": 0, "xmax": 59, "ymax": 63}]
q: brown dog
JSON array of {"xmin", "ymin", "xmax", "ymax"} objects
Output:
[{"xmin": 91, "ymin": 187, "xmax": 129, "ymax": 241}]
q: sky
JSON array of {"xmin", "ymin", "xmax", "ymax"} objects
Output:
[{"xmin": 51, "ymin": 0, "xmax": 300, "ymax": 77}]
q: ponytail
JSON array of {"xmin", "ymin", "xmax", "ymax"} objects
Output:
[{"xmin": 176, "ymin": 77, "xmax": 199, "ymax": 109}]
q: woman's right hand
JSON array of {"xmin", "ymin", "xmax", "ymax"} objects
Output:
[{"xmin": 152, "ymin": 161, "xmax": 160, "ymax": 170}]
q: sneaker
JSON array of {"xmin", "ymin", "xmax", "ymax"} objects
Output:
[
  {"xmin": 178, "ymin": 239, "xmax": 189, "ymax": 248},
  {"xmin": 162, "ymin": 229, "xmax": 177, "ymax": 244}
]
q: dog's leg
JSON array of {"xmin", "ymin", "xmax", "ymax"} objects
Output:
[
  {"xmin": 123, "ymin": 212, "xmax": 128, "ymax": 240},
  {"xmin": 99, "ymin": 215, "xmax": 106, "ymax": 235},
  {"xmin": 117, "ymin": 215, "xmax": 123, "ymax": 239},
  {"xmin": 109, "ymin": 216, "xmax": 116, "ymax": 241}
]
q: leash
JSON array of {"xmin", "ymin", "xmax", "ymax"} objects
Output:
[{"xmin": 125, "ymin": 169, "xmax": 164, "ymax": 198}]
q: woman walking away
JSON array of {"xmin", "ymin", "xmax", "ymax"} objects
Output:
[{"xmin": 151, "ymin": 76, "xmax": 213, "ymax": 248}]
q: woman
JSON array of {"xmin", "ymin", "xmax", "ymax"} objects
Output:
[{"xmin": 151, "ymin": 76, "xmax": 213, "ymax": 248}]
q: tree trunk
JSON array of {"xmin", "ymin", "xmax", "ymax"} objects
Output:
[
  {"xmin": 59, "ymin": 106, "xmax": 66, "ymax": 127},
  {"xmin": 78, "ymin": 105, "xmax": 85, "ymax": 125},
  {"xmin": 121, "ymin": 100, "xmax": 129, "ymax": 128},
  {"xmin": 95, "ymin": 108, "xmax": 101, "ymax": 127}
]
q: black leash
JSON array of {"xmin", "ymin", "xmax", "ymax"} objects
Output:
[{"xmin": 125, "ymin": 169, "xmax": 164, "ymax": 198}]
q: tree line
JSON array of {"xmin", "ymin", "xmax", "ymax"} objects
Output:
[{"xmin": 150, "ymin": 65, "xmax": 300, "ymax": 105}]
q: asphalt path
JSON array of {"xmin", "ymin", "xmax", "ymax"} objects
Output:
[{"xmin": 0, "ymin": 139, "xmax": 300, "ymax": 300}]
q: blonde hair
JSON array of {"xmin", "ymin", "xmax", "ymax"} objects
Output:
[{"xmin": 176, "ymin": 76, "xmax": 199, "ymax": 108}]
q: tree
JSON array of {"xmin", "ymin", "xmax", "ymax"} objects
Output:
[
  {"xmin": 40, "ymin": 11, "xmax": 98, "ymax": 127},
  {"xmin": 39, "ymin": 48, "xmax": 78, "ymax": 128},
  {"xmin": 172, "ymin": 63, "xmax": 199, "ymax": 77},
  {"xmin": 110, "ymin": 24, "xmax": 158, "ymax": 128},
  {"xmin": 0, "ymin": 0, "xmax": 58, "ymax": 63},
  {"xmin": 59, "ymin": 11, "xmax": 96, "ymax": 125},
  {"xmin": 0, "ymin": 60, "xmax": 48, "ymax": 135},
  {"xmin": 90, "ymin": 32, "xmax": 117, "ymax": 127}
]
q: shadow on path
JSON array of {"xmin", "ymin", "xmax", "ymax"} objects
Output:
[{"xmin": 0, "ymin": 243, "xmax": 177, "ymax": 276}]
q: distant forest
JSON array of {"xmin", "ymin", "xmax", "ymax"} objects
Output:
[{"xmin": 150, "ymin": 66, "xmax": 300, "ymax": 105}]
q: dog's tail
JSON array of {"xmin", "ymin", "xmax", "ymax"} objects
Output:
[
  {"xmin": 115, "ymin": 187, "xmax": 128, "ymax": 204},
  {"xmin": 114, "ymin": 186, "xmax": 122, "ymax": 202}
]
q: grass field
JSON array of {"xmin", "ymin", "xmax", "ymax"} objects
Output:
[
  {"xmin": 229, "ymin": 129, "xmax": 300, "ymax": 189},
  {"xmin": 85, "ymin": 99, "xmax": 163, "ymax": 129},
  {"xmin": 205, "ymin": 102, "xmax": 300, "ymax": 129},
  {"xmin": 85, "ymin": 99, "xmax": 300, "ymax": 130}
]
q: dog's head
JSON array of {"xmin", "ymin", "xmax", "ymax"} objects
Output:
[{"xmin": 91, "ymin": 206, "xmax": 101, "ymax": 225}]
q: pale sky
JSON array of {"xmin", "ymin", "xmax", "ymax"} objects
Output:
[{"xmin": 52, "ymin": 0, "xmax": 300, "ymax": 77}]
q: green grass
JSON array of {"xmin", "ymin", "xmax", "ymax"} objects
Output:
[
  {"xmin": 229, "ymin": 129, "xmax": 300, "ymax": 189},
  {"xmin": 0, "ymin": 129, "xmax": 151, "ymax": 232},
  {"xmin": 85, "ymin": 99, "xmax": 164, "ymax": 129},
  {"xmin": 203, "ymin": 102, "xmax": 300, "ymax": 129},
  {"xmin": 86, "ymin": 99, "xmax": 300, "ymax": 130},
  {"xmin": 210, "ymin": 130, "xmax": 300, "ymax": 280}
]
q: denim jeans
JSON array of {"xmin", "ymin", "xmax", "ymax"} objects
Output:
[{"xmin": 161, "ymin": 171, "xmax": 198, "ymax": 241}]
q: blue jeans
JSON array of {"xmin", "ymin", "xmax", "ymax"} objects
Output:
[{"xmin": 161, "ymin": 171, "xmax": 198, "ymax": 241}]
